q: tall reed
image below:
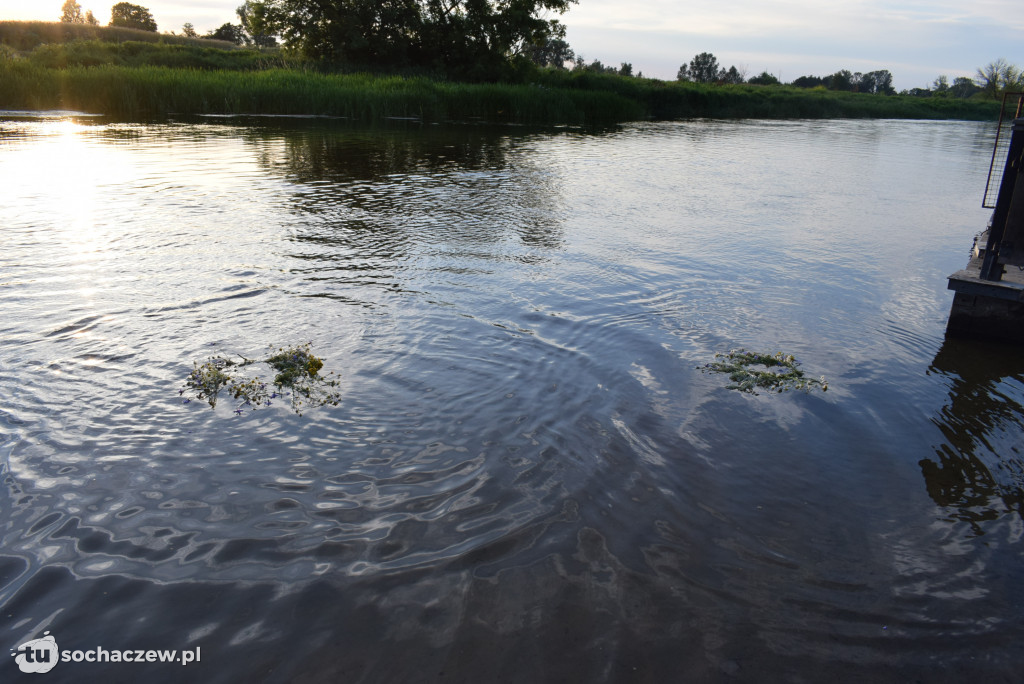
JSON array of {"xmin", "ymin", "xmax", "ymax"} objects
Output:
[
  {"xmin": 0, "ymin": 61, "xmax": 642, "ymax": 124},
  {"xmin": 0, "ymin": 52, "xmax": 999, "ymax": 124}
]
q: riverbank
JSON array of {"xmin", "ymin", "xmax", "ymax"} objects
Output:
[
  {"xmin": 0, "ymin": 61, "xmax": 647, "ymax": 123},
  {"xmin": 0, "ymin": 59, "xmax": 1000, "ymax": 124},
  {"xmin": 0, "ymin": 21, "xmax": 1000, "ymax": 124}
]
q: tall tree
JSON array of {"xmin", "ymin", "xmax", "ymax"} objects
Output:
[
  {"xmin": 264, "ymin": 0, "xmax": 576, "ymax": 76},
  {"xmin": 855, "ymin": 71, "xmax": 874, "ymax": 93},
  {"xmin": 975, "ymin": 58, "xmax": 1014, "ymax": 98},
  {"xmin": 237, "ymin": 1, "xmax": 277, "ymax": 49},
  {"xmin": 61, "ymin": 0, "xmax": 84, "ymax": 23},
  {"xmin": 866, "ymin": 70, "xmax": 894, "ymax": 95},
  {"xmin": 109, "ymin": 2, "xmax": 157, "ymax": 31},
  {"xmin": 85, "ymin": 9, "xmax": 99, "ymax": 25},
  {"xmin": 687, "ymin": 52, "xmax": 719, "ymax": 84},
  {"xmin": 718, "ymin": 65, "xmax": 743, "ymax": 84},
  {"xmin": 1005, "ymin": 64, "xmax": 1024, "ymax": 91},
  {"xmin": 525, "ymin": 37, "xmax": 574, "ymax": 68},
  {"xmin": 208, "ymin": 23, "xmax": 245, "ymax": 44},
  {"xmin": 951, "ymin": 76, "xmax": 979, "ymax": 98},
  {"xmin": 827, "ymin": 69, "xmax": 853, "ymax": 91}
]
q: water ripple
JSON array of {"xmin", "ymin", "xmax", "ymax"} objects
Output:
[{"xmin": 1, "ymin": 116, "xmax": 1020, "ymax": 681}]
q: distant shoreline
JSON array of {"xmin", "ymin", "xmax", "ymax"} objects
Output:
[{"xmin": 0, "ymin": 21, "xmax": 1001, "ymax": 125}]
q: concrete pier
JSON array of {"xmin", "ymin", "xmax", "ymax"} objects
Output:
[
  {"xmin": 947, "ymin": 232, "xmax": 1024, "ymax": 341},
  {"xmin": 946, "ymin": 113, "xmax": 1024, "ymax": 343}
]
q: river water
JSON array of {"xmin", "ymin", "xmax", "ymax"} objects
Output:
[{"xmin": 2, "ymin": 114, "xmax": 1022, "ymax": 682}]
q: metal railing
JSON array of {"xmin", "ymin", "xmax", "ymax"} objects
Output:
[
  {"xmin": 980, "ymin": 116, "xmax": 1024, "ymax": 280},
  {"xmin": 983, "ymin": 92, "xmax": 1024, "ymax": 208}
]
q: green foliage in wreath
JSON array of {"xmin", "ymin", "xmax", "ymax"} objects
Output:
[
  {"xmin": 701, "ymin": 349, "xmax": 828, "ymax": 395},
  {"xmin": 181, "ymin": 343, "xmax": 341, "ymax": 416}
]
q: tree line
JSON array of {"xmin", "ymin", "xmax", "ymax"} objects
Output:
[
  {"xmin": 59, "ymin": 0, "xmax": 576, "ymax": 78},
  {"xmin": 672, "ymin": 52, "xmax": 897, "ymax": 93},
  {"xmin": 788, "ymin": 70, "xmax": 895, "ymax": 95},
  {"xmin": 56, "ymin": 4, "xmax": 1023, "ymax": 99},
  {"xmin": 59, "ymin": 1, "xmax": 279, "ymax": 47},
  {"xmin": 59, "ymin": 0, "xmax": 99, "ymax": 26},
  {"xmin": 671, "ymin": 52, "xmax": 1024, "ymax": 100}
]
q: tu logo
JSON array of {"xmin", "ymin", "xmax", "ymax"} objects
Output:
[{"xmin": 11, "ymin": 631, "xmax": 59, "ymax": 674}]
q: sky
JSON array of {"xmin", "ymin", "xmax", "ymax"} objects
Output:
[{"xmin": 2, "ymin": 0, "xmax": 1022, "ymax": 90}]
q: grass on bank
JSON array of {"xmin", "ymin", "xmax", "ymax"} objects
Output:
[
  {"xmin": 0, "ymin": 60, "xmax": 644, "ymax": 123},
  {"xmin": 22, "ymin": 39, "xmax": 294, "ymax": 71},
  {"xmin": 535, "ymin": 69, "xmax": 1001, "ymax": 122},
  {"xmin": 0, "ymin": 21, "xmax": 1002, "ymax": 124},
  {"xmin": 0, "ymin": 58, "xmax": 1000, "ymax": 124},
  {"xmin": 0, "ymin": 20, "xmax": 239, "ymax": 51}
]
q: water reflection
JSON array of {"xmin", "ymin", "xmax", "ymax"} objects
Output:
[
  {"xmin": 233, "ymin": 122, "xmax": 569, "ymax": 306},
  {"xmin": 926, "ymin": 338, "xmax": 1024, "ymax": 532}
]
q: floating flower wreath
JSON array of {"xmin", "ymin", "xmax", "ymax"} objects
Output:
[
  {"xmin": 181, "ymin": 343, "xmax": 341, "ymax": 415},
  {"xmin": 701, "ymin": 349, "xmax": 828, "ymax": 395}
]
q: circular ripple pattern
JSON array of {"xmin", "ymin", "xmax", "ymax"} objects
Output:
[{"xmin": 2, "ymin": 115, "xmax": 1023, "ymax": 682}]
